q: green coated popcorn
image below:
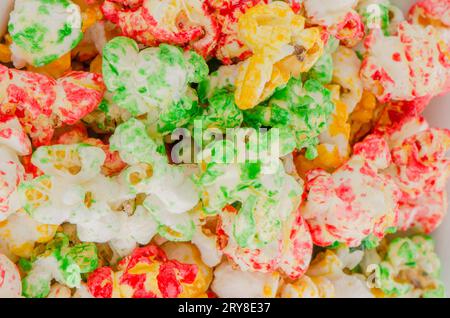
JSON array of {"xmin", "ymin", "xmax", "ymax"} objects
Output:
[
  {"xmin": 198, "ymin": 90, "xmax": 243, "ymax": 131},
  {"xmin": 192, "ymin": 132, "xmax": 312, "ymax": 278},
  {"xmin": 195, "ymin": 132, "xmax": 302, "ymax": 249},
  {"xmin": 102, "ymin": 37, "xmax": 208, "ymax": 134},
  {"xmin": 244, "ymin": 77, "xmax": 334, "ymax": 159},
  {"xmin": 110, "ymin": 118, "xmax": 164, "ymax": 166},
  {"xmin": 374, "ymin": 235, "xmax": 445, "ymax": 298},
  {"xmin": 21, "ymin": 233, "xmax": 98, "ymax": 298},
  {"xmin": 8, "ymin": 0, "xmax": 82, "ymax": 67},
  {"xmin": 307, "ymin": 36, "xmax": 339, "ymax": 84},
  {"xmin": 197, "ymin": 64, "xmax": 239, "ymax": 103}
]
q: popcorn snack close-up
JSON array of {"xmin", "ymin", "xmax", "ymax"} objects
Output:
[{"xmin": 0, "ymin": 0, "xmax": 450, "ymax": 300}]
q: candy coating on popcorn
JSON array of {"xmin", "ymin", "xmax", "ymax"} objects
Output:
[
  {"xmin": 0, "ymin": 65, "xmax": 105, "ymax": 146},
  {"xmin": 234, "ymin": 1, "xmax": 324, "ymax": 109},
  {"xmin": 332, "ymin": 46, "xmax": 363, "ymax": 113},
  {"xmin": 303, "ymin": 0, "xmax": 364, "ymax": 47},
  {"xmin": 302, "ymin": 134, "xmax": 400, "ymax": 247},
  {"xmin": 294, "ymin": 85, "xmax": 350, "ymax": 178},
  {"xmin": 357, "ymin": 0, "xmax": 405, "ymax": 36},
  {"xmin": 0, "ymin": 117, "xmax": 31, "ymax": 221},
  {"xmin": 21, "ymin": 233, "xmax": 98, "ymax": 298},
  {"xmin": 366, "ymin": 235, "xmax": 445, "ymax": 298},
  {"xmin": 8, "ymin": 0, "xmax": 83, "ymax": 67},
  {"xmin": 111, "ymin": 119, "xmax": 199, "ymax": 244},
  {"xmin": 409, "ymin": 0, "xmax": 450, "ymax": 29},
  {"xmin": 207, "ymin": 0, "xmax": 268, "ymax": 63},
  {"xmin": 87, "ymin": 244, "xmax": 209, "ymax": 298},
  {"xmin": 361, "ymin": 21, "xmax": 450, "ymax": 102},
  {"xmin": 101, "ymin": 0, "xmax": 219, "ymax": 57},
  {"xmin": 383, "ymin": 117, "xmax": 450, "ymax": 233},
  {"xmin": 0, "ymin": 253, "xmax": 22, "ymax": 297},
  {"xmin": 102, "ymin": 37, "xmax": 208, "ymax": 133},
  {"xmin": 195, "ymin": 134, "xmax": 312, "ymax": 278},
  {"xmin": 244, "ymin": 77, "xmax": 334, "ymax": 159}
]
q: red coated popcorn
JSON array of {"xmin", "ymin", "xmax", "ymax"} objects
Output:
[
  {"xmin": 383, "ymin": 117, "xmax": 450, "ymax": 234},
  {"xmin": 101, "ymin": 0, "xmax": 220, "ymax": 57},
  {"xmin": 0, "ymin": 116, "xmax": 30, "ymax": 221},
  {"xmin": 302, "ymin": 0, "xmax": 364, "ymax": 47},
  {"xmin": 302, "ymin": 134, "xmax": 400, "ymax": 247},
  {"xmin": 217, "ymin": 206, "xmax": 313, "ymax": 280},
  {"xmin": 0, "ymin": 253, "xmax": 22, "ymax": 297},
  {"xmin": 87, "ymin": 243, "xmax": 211, "ymax": 298},
  {"xmin": 409, "ymin": 0, "xmax": 450, "ymax": 30},
  {"xmin": 0, "ymin": 65, "xmax": 105, "ymax": 146},
  {"xmin": 409, "ymin": 0, "xmax": 450, "ymax": 68},
  {"xmin": 207, "ymin": 0, "xmax": 268, "ymax": 63},
  {"xmin": 360, "ymin": 21, "xmax": 450, "ymax": 103}
]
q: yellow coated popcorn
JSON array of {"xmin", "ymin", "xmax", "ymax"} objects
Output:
[
  {"xmin": 26, "ymin": 53, "xmax": 72, "ymax": 79},
  {"xmin": 234, "ymin": 1, "xmax": 324, "ymax": 109},
  {"xmin": 0, "ymin": 43, "xmax": 11, "ymax": 63},
  {"xmin": 349, "ymin": 90, "xmax": 380, "ymax": 144}
]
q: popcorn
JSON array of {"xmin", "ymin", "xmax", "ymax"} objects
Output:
[
  {"xmin": 409, "ymin": 0, "xmax": 450, "ymax": 32},
  {"xmin": 0, "ymin": 117, "xmax": 31, "ymax": 221},
  {"xmin": 0, "ymin": 0, "xmax": 14, "ymax": 39},
  {"xmin": 0, "ymin": 253, "xmax": 22, "ymax": 298},
  {"xmin": 195, "ymin": 134, "xmax": 312, "ymax": 279},
  {"xmin": 87, "ymin": 243, "xmax": 211, "ymax": 298},
  {"xmin": 303, "ymin": 0, "xmax": 364, "ymax": 47},
  {"xmin": 53, "ymin": 123, "xmax": 127, "ymax": 176},
  {"xmin": 365, "ymin": 235, "xmax": 445, "ymax": 298},
  {"xmin": 294, "ymin": 84, "xmax": 351, "ymax": 176},
  {"xmin": 211, "ymin": 261, "xmax": 280, "ymax": 298},
  {"xmin": 306, "ymin": 36, "xmax": 339, "ymax": 85},
  {"xmin": 8, "ymin": 0, "xmax": 83, "ymax": 67},
  {"xmin": 349, "ymin": 90, "xmax": 379, "ymax": 144},
  {"xmin": 244, "ymin": 77, "xmax": 334, "ymax": 159},
  {"xmin": 409, "ymin": 0, "xmax": 450, "ymax": 70},
  {"xmin": 0, "ymin": 211, "xmax": 58, "ymax": 259},
  {"xmin": 0, "ymin": 65, "xmax": 105, "ymax": 146},
  {"xmin": 302, "ymin": 134, "xmax": 400, "ymax": 247},
  {"xmin": 102, "ymin": 37, "xmax": 208, "ymax": 133},
  {"xmin": 360, "ymin": 21, "xmax": 450, "ymax": 103},
  {"xmin": 21, "ymin": 233, "xmax": 98, "ymax": 298},
  {"xmin": 234, "ymin": 1, "xmax": 324, "ymax": 109},
  {"xmin": 383, "ymin": 117, "xmax": 450, "ymax": 233},
  {"xmin": 280, "ymin": 248, "xmax": 373, "ymax": 298},
  {"xmin": 82, "ymin": 91, "xmax": 131, "ymax": 134},
  {"xmin": 111, "ymin": 119, "xmax": 199, "ymax": 244},
  {"xmin": 47, "ymin": 283, "xmax": 73, "ymax": 298},
  {"xmin": 208, "ymin": 0, "xmax": 268, "ymax": 63},
  {"xmin": 25, "ymin": 53, "xmax": 72, "ymax": 79},
  {"xmin": 101, "ymin": 0, "xmax": 219, "ymax": 57},
  {"xmin": 331, "ymin": 46, "xmax": 363, "ymax": 113}
]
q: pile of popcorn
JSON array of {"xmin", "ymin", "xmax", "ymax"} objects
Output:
[{"xmin": 0, "ymin": 0, "xmax": 449, "ymax": 298}]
